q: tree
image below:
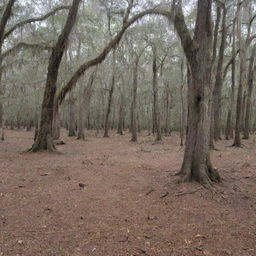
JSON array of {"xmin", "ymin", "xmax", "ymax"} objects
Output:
[
  {"xmin": 152, "ymin": 45, "xmax": 162, "ymax": 142},
  {"xmin": 175, "ymin": 0, "xmax": 220, "ymax": 186},
  {"xmin": 0, "ymin": 1, "xmax": 69, "ymax": 140},
  {"xmin": 212, "ymin": 4, "xmax": 227, "ymax": 141},
  {"xmin": 29, "ymin": 0, "xmax": 82, "ymax": 152},
  {"xmin": 243, "ymin": 46, "xmax": 256, "ymax": 139},
  {"xmin": 130, "ymin": 46, "xmax": 146, "ymax": 142}
]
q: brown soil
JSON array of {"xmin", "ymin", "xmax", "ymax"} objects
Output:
[{"xmin": 0, "ymin": 129, "xmax": 256, "ymax": 256}]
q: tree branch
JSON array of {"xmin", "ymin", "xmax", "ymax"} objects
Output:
[
  {"xmin": 57, "ymin": 8, "xmax": 172, "ymax": 105},
  {"xmin": 172, "ymin": 1, "xmax": 194, "ymax": 62},
  {"xmin": 3, "ymin": 5, "xmax": 70, "ymax": 40}
]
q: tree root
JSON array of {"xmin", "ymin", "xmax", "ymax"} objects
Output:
[
  {"xmin": 28, "ymin": 134, "xmax": 56, "ymax": 152},
  {"xmin": 177, "ymin": 160, "xmax": 221, "ymax": 188}
]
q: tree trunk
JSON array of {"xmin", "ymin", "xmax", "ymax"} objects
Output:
[
  {"xmin": 104, "ymin": 50, "xmax": 116, "ymax": 138},
  {"xmin": 52, "ymin": 103, "xmax": 60, "ymax": 140},
  {"xmin": 77, "ymin": 71, "xmax": 95, "ymax": 140},
  {"xmin": 243, "ymin": 47, "xmax": 255, "ymax": 139},
  {"xmin": 130, "ymin": 58, "xmax": 139, "ymax": 142},
  {"xmin": 117, "ymin": 93, "xmax": 124, "ymax": 135},
  {"xmin": 175, "ymin": 0, "xmax": 220, "ymax": 186},
  {"xmin": 165, "ymin": 83, "xmax": 171, "ymax": 137},
  {"xmin": 152, "ymin": 47, "xmax": 162, "ymax": 142},
  {"xmin": 179, "ymin": 59, "xmax": 186, "ymax": 146},
  {"xmin": 68, "ymin": 92, "xmax": 76, "ymax": 136},
  {"xmin": 212, "ymin": 6, "xmax": 227, "ymax": 141},
  {"xmin": 225, "ymin": 20, "xmax": 236, "ymax": 140},
  {"xmin": 0, "ymin": 0, "xmax": 16, "ymax": 141},
  {"xmin": 29, "ymin": 0, "xmax": 81, "ymax": 152},
  {"xmin": 233, "ymin": 3, "xmax": 246, "ymax": 147}
]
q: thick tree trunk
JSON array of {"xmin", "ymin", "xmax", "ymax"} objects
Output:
[
  {"xmin": 29, "ymin": 0, "xmax": 81, "ymax": 152},
  {"xmin": 175, "ymin": 0, "xmax": 220, "ymax": 186},
  {"xmin": 104, "ymin": 50, "xmax": 116, "ymax": 138}
]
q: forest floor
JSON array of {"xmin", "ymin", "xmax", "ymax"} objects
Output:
[{"xmin": 0, "ymin": 129, "xmax": 256, "ymax": 256}]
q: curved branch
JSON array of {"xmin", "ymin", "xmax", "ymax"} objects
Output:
[
  {"xmin": 57, "ymin": 8, "xmax": 172, "ymax": 105},
  {"xmin": 3, "ymin": 5, "xmax": 70, "ymax": 40}
]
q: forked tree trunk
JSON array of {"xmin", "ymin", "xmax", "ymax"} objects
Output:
[
  {"xmin": 104, "ymin": 50, "xmax": 116, "ymax": 138},
  {"xmin": 174, "ymin": 0, "xmax": 220, "ymax": 186},
  {"xmin": 29, "ymin": 0, "xmax": 81, "ymax": 152}
]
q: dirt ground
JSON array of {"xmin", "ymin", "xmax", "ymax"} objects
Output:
[{"xmin": 0, "ymin": 129, "xmax": 256, "ymax": 256}]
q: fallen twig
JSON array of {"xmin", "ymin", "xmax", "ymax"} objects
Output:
[
  {"xmin": 146, "ymin": 189, "xmax": 155, "ymax": 196},
  {"xmin": 160, "ymin": 191, "xmax": 169, "ymax": 198}
]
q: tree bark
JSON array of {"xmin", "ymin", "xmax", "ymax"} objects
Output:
[{"xmin": 29, "ymin": 0, "xmax": 81, "ymax": 152}]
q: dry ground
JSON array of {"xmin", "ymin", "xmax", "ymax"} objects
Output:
[{"xmin": 0, "ymin": 129, "xmax": 256, "ymax": 256}]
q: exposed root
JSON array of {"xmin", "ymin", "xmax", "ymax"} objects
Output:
[
  {"xmin": 28, "ymin": 134, "xmax": 56, "ymax": 152},
  {"xmin": 177, "ymin": 160, "xmax": 221, "ymax": 188}
]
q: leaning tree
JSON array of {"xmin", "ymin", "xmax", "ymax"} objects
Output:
[{"xmin": 29, "ymin": 0, "xmax": 82, "ymax": 152}]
